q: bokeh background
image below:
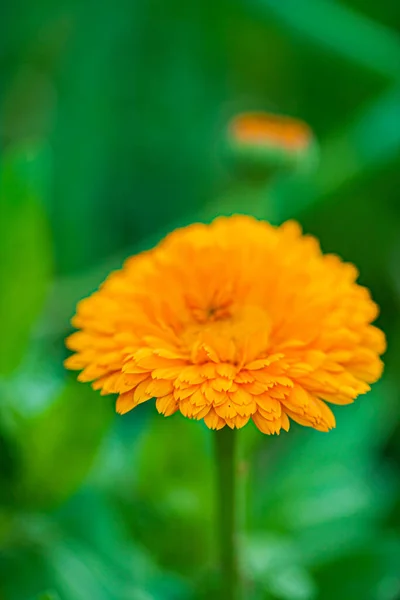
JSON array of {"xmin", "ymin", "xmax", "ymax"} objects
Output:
[{"xmin": 1, "ymin": 1, "xmax": 400, "ymax": 599}]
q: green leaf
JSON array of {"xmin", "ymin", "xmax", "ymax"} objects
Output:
[
  {"xmin": 0, "ymin": 548, "xmax": 51, "ymax": 600},
  {"xmin": 311, "ymin": 538, "xmax": 400, "ymax": 600},
  {"xmin": 243, "ymin": 533, "xmax": 317, "ymax": 600},
  {"xmin": 54, "ymin": 490, "xmax": 191, "ymax": 600},
  {"xmin": 254, "ymin": 0, "xmax": 400, "ymax": 78},
  {"xmin": 248, "ymin": 384, "xmax": 398, "ymax": 569},
  {"xmin": 17, "ymin": 380, "xmax": 113, "ymax": 509},
  {"xmin": 132, "ymin": 413, "xmax": 215, "ymax": 574},
  {"xmin": 0, "ymin": 141, "xmax": 52, "ymax": 375}
]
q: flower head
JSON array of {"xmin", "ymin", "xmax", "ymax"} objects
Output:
[
  {"xmin": 230, "ymin": 112, "xmax": 311, "ymax": 151},
  {"xmin": 226, "ymin": 112, "xmax": 316, "ymax": 174},
  {"xmin": 65, "ymin": 216, "xmax": 385, "ymax": 434}
]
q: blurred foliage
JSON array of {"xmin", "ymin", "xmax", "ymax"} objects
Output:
[
  {"xmin": 1, "ymin": 0, "xmax": 400, "ymax": 599},
  {"xmin": 0, "ymin": 144, "xmax": 51, "ymax": 375}
]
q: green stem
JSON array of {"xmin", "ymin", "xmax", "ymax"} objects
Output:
[{"xmin": 214, "ymin": 427, "xmax": 240, "ymax": 600}]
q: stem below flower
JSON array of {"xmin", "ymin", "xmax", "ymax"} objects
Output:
[{"xmin": 214, "ymin": 426, "xmax": 240, "ymax": 600}]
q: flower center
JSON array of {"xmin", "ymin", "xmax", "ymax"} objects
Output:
[
  {"xmin": 186, "ymin": 295, "xmax": 234, "ymax": 325},
  {"xmin": 182, "ymin": 305, "xmax": 272, "ymax": 365}
]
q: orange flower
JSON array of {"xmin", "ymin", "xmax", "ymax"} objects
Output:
[
  {"xmin": 229, "ymin": 112, "xmax": 312, "ymax": 151},
  {"xmin": 225, "ymin": 113, "xmax": 316, "ymax": 175},
  {"xmin": 65, "ymin": 216, "xmax": 385, "ymax": 434}
]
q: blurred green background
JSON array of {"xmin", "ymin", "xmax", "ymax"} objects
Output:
[{"xmin": 1, "ymin": 1, "xmax": 400, "ymax": 599}]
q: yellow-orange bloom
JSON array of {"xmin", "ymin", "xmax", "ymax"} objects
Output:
[
  {"xmin": 65, "ymin": 216, "xmax": 385, "ymax": 434},
  {"xmin": 229, "ymin": 112, "xmax": 312, "ymax": 151}
]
